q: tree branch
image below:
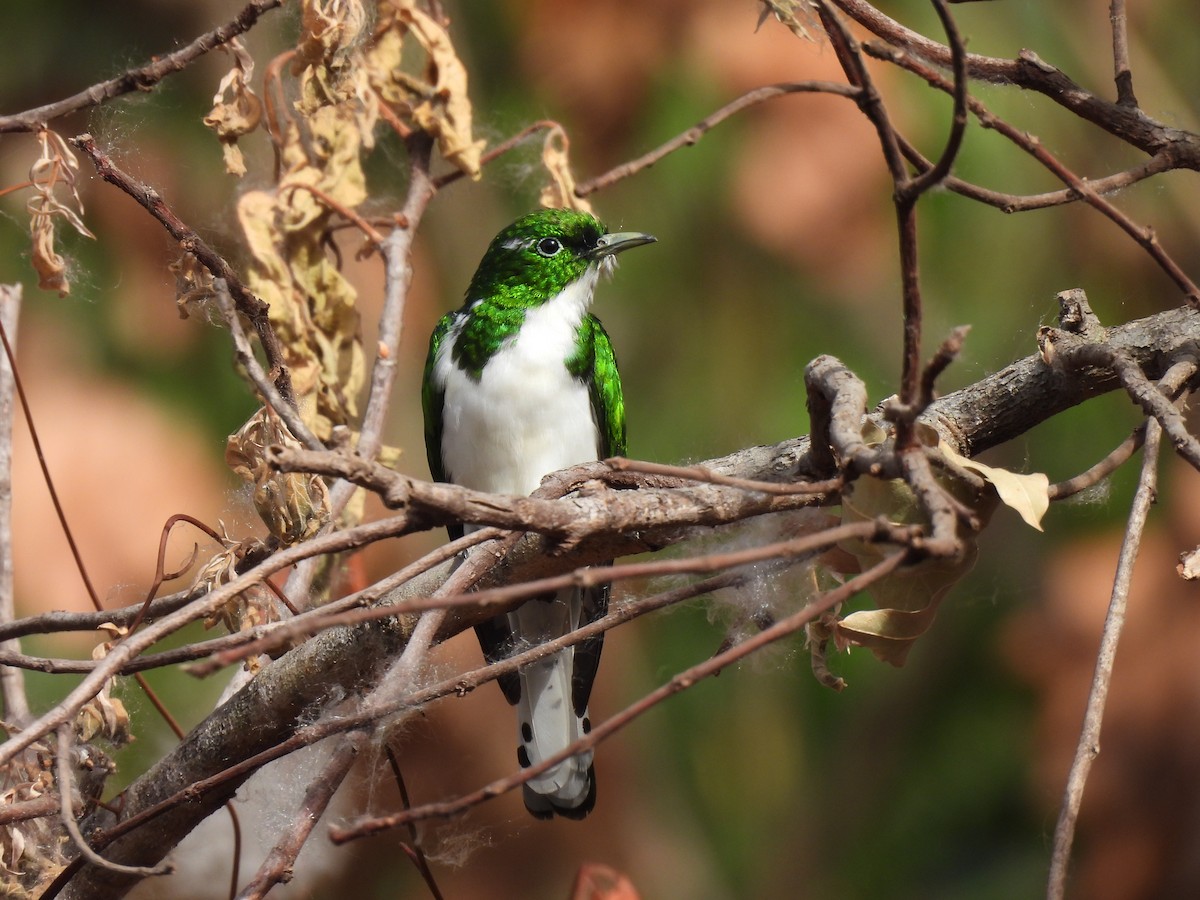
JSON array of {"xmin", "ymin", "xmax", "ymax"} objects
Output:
[{"xmin": 0, "ymin": 0, "xmax": 286, "ymax": 133}]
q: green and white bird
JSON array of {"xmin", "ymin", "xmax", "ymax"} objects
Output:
[{"xmin": 422, "ymin": 208, "xmax": 655, "ymax": 819}]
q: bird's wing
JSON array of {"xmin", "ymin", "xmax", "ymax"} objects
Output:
[
  {"xmin": 568, "ymin": 314, "xmax": 625, "ymax": 715},
  {"xmin": 580, "ymin": 313, "xmax": 627, "ymax": 459},
  {"xmin": 422, "ymin": 312, "xmax": 455, "ymax": 487}
]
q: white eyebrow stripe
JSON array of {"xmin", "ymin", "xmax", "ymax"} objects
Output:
[{"xmin": 500, "ymin": 237, "xmax": 529, "ymax": 251}]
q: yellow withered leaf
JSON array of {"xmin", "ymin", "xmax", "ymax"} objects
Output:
[
  {"xmin": 539, "ymin": 126, "xmax": 594, "ymax": 215},
  {"xmin": 203, "ymin": 37, "xmax": 263, "ymax": 177},
  {"xmin": 397, "ymin": 3, "xmax": 485, "ymax": 179},
  {"xmin": 938, "ymin": 440, "xmax": 1050, "ymax": 531}
]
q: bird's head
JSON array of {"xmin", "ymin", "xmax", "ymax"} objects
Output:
[{"xmin": 466, "ymin": 208, "xmax": 656, "ymax": 307}]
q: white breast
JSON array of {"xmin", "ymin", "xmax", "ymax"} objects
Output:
[{"xmin": 434, "ymin": 270, "xmax": 601, "ymax": 496}]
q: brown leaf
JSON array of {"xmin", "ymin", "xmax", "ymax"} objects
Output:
[
  {"xmin": 571, "ymin": 862, "xmax": 641, "ymax": 900},
  {"xmin": 226, "ymin": 405, "xmax": 332, "ymax": 544},
  {"xmin": 398, "ymin": 3, "xmax": 486, "ymax": 179},
  {"xmin": 539, "ymin": 126, "xmax": 594, "ymax": 214},
  {"xmin": 203, "ymin": 38, "xmax": 263, "ymax": 177},
  {"xmin": 27, "ymin": 129, "xmax": 95, "ymax": 296}
]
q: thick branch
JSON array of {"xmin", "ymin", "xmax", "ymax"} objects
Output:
[
  {"xmin": 47, "ymin": 294, "xmax": 1200, "ymax": 896},
  {"xmin": 832, "ymin": 0, "xmax": 1200, "ymax": 165}
]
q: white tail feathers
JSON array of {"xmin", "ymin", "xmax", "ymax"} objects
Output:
[{"xmin": 509, "ymin": 590, "xmax": 596, "ymax": 819}]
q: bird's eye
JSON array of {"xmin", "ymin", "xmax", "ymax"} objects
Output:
[{"xmin": 536, "ymin": 237, "xmax": 562, "ymax": 257}]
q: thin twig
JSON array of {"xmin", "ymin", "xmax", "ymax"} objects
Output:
[
  {"xmin": 330, "ymin": 549, "xmax": 910, "ymax": 836},
  {"xmin": 830, "ymin": 0, "xmax": 1189, "ymax": 159},
  {"xmin": 1108, "ymin": 0, "xmax": 1137, "ymax": 107},
  {"xmin": 0, "ymin": 512, "xmax": 419, "ymax": 766},
  {"xmin": 357, "ymin": 137, "xmax": 435, "ymax": 463},
  {"xmin": 384, "ymin": 745, "xmax": 446, "ymax": 900},
  {"xmin": 1048, "ymin": 358, "xmax": 1196, "ymax": 500},
  {"xmin": 902, "ymin": 0, "xmax": 969, "ymax": 201},
  {"xmin": 213, "ymin": 284, "xmax": 324, "ymax": 452},
  {"xmin": 605, "ymin": 457, "xmax": 843, "ymax": 496},
  {"xmin": 0, "ymin": 0, "xmax": 285, "ymax": 132},
  {"xmin": 1046, "ymin": 413, "xmax": 1161, "ymax": 898},
  {"xmin": 0, "ymin": 285, "xmax": 30, "ymax": 727},
  {"xmin": 71, "ymin": 134, "xmax": 300, "ymax": 405},
  {"xmin": 81, "ymin": 566, "xmax": 765, "ymax": 855},
  {"xmin": 576, "ymin": 81, "xmax": 861, "ymax": 196},
  {"xmin": 432, "ymin": 119, "xmax": 562, "ymax": 190},
  {"xmin": 1048, "ymin": 426, "xmax": 1144, "ymax": 501},
  {"xmin": 1044, "ymin": 338, "xmax": 1200, "ymax": 469},
  {"xmin": 0, "ymin": 285, "xmax": 102, "ymax": 612},
  {"xmin": 236, "ymin": 738, "xmax": 361, "ymax": 899},
  {"xmin": 864, "ymin": 39, "xmax": 1200, "ymax": 307}
]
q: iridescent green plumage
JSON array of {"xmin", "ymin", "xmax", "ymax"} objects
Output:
[
  {"xmin": 566, "ymin": 313, "xmax": 626, "ymax": 459},
  {"xmin": 420, "ymin": 208, "xmax": 653, "ymax": 819}
]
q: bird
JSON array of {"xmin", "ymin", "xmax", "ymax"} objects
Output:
[{"xmin": 422, "ymin": 208, "xmax": 655, "ymax": 819}]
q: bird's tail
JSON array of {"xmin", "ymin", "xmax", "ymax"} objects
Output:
[{"xmin": 509, "ymin": 587, "xmax": 600, "ymax": 819}]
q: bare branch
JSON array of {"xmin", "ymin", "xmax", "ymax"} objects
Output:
[
  {"xmin": 71, "ymin": 134, "xmax": 300, "ymax": 406},
  {"xmin": 1049, "ymin": 358, "xmax": 1196, "ymax": 500},
  {"xmin": 575, "ymin": 81, "xmax": 861, "ymax": 197},
  {"xmin": 1047, "ymin": 404, "xmax": 1163, "ymax": 898},
  {"xmin": 832, "ymin": 0, "xmax": 1200, "ymax": 163},
  {"xmin": 0, "ymin": 0, "xmax": 286, "ymax": 133},
  {"xmin": 0, "ymin": 284, "xmax": 29, "ymax": 728},
  {"xmin": 1109, "ymin": 0, "xmax": 1138, "ymax": 107},
  {"xmin": 235, "ymin": 739, "xmax": 360, "ymax": 899},
  {"xmin": 213, "ymin": 284, "xmax": 324, "ymax": 452}
]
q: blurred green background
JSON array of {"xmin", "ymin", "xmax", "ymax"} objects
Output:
[{"xmin": 4, "ymin": 1, "xmax": 1200, "ymax": 898}]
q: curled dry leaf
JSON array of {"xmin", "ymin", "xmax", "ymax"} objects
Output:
[
  {"xmin": 26, "ymin": 129, "xmax": 96, "ymax": 296},
  {"xmin": 170, "ymin": 250, "xmax": 216, "ymax": 319},
  {"xmin": 539, "ymin": 125, "xmax": 595, "ymax": 215},
  {"xmin": 235, "ymin": 0, "xmax": 372, "ymax": 442},
  {"xmin": 203, "ymin": 37, "xmax": 264, "ymax": 177},
  {"xmin": 190, "ymin": 524, "xmax": 281, "ymax": 659},
  {"xmin": 0, "ymin": 739, "xmax": 65, "ymax": 895},
  {"xmin": 758, "ymin": 0, "xmax": 823, "ymax": 42},
  {"xmin": 74, "ymin": 624, "xmax": 133, "ymax": 746},
  {"xmin": 227, "ymin": 405, "xmax": 332, "ymax": 544},
  {"xmin": 394, "ymin": 1, "xmax": 485, "ymax": 178},
  {"xmin": 1177, "ymin": 546, "xmax": 1200, "ymax": 580}
]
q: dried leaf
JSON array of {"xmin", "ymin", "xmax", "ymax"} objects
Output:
[
  {"xmin": 169, "ymin": 251, "xmax": 216, "ymax": 318},
  {"xmin": 227, "ymin": 405, "xmax": 332, "ymax": 543},
  {"xmin": 203, "ymin": 38, "xmax": 263, "ymax": 177},
  {"xmin": 1177, "ymin": 546, "xmax": 1200, "ymax": 581},
  {"xmin": 397, "ymin": 3, "xmax": 485, "ymax": 179},
  {"xmin": 834, "ymin": 455, "xmax": 984, "ymax": 666},
  {"xmin": 27, "ymin": 129, "xmax": 95, "ymax": 296},
  {"xmin": 758, "ymin": 0, "xmax": 822, "ymax": 42},
  {"xmin": 539, "ymin": 126, "xmax": 594, "ymax": 214},
  {"xmin": 571, "ymin": 862, "xmax": 641, "ymax": 900},
  {"xmin": 939, "ymin": 440, "xmax": 1049, "ymax": 531}
]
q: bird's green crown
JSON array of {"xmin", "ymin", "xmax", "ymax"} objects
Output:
[
  {"xmin": 439, "ymin": 208, "xmax": 654, "ymax": 379},
  {"xmin": 464, "ymin": 208, "xmax": 608, "ymax": 309}
]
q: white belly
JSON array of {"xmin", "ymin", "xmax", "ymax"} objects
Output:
[{"xmin": 435, "ymin": 284, "xmax": 600, "ymax": 496}]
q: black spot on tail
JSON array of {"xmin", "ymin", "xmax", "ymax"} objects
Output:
[{"xmin": 522, "ymin": 765, "xmax": 597, "ymax": 821}]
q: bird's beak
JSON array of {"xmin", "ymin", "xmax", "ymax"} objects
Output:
[{"xmin": 587, "ymin": 231, "xmax": 657, "ymax": 259}]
